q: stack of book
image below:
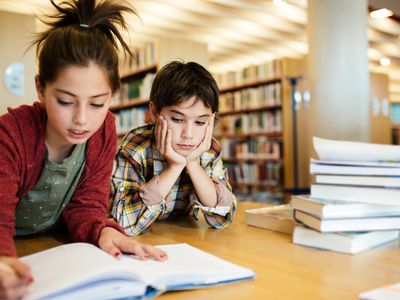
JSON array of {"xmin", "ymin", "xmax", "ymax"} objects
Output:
[{"xmin": 292, "ymin": 137, "xmax": 400, "ymax": 254}]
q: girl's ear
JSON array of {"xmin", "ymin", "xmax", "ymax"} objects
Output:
[
  {"xmin": 148, "ymin": 101, "xmax": 159, "ymax": 123},
  {"xmin": 35, "ymin": 75, "xmax": 45, "ymax": 103}
]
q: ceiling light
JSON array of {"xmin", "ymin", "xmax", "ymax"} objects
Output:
[
  {"xmin": 380, "ymin": 58, "xmax": 391, "ymax": 66},
  {"xmin": 370, "ymin": 8, "xmax": 393, "ymax": 19}
]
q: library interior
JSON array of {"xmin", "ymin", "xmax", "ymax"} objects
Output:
[{"xmin": 1, "ymin": 1, "xmax": 400, "ymax": 300}]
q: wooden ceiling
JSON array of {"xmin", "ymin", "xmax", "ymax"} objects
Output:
[{"xmin": 0, "ymin": 0, "xmax": 399, "ymax": 101}]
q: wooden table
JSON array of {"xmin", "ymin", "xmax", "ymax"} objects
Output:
[{"xmin": 15, "ymin": 202, "xmax": 400, "ymax": 300}]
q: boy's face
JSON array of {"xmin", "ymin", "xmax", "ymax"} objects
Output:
[
  {"xmin": 36, "ymin": 63, "xmax": 112, "ymax": 149},
  {"xmin": 158, "ymin": 97, "xmax": 212, "ymax": 157}
]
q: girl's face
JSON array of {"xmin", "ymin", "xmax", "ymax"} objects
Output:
[
  {"xmin": 36, "ymin": 62, "xmax": 112, "ymax": 149},
  {"xmin": 157, "ymin": 97, "xmax": 212, "ymax": 157}
]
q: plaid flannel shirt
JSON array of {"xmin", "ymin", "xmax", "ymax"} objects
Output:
[{"xmin": 110, "ymin": 124, "xmax": 236, "ymax": 236}]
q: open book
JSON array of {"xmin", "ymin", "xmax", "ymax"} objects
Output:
[{"xmin": 21, "ymin": 243, "xmax": 255, "ymax": 300}]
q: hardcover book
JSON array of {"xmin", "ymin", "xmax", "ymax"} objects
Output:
[
  {"xmin": 21, "ymin": 243, "xmax": 255, "ymax": 300},
  {"xmin": 315, "ymin": 174, "xmax": 400, "ymax": 188},
  {"xmin": 245, "ymin": 204, "xmax": 295, "ymax": 234},
  {"xmin": 290, "ymin": 195, "xmax": 400, "ymax": 219},
  {"xmin": 293, "ymin": 209, "xmax": 400, "ymax": 232},
  {"xmin": 310, "ymin": 184, "xmax": 400, "ymax": 206},
  {"xmin": 292, "ymin": 225, "xmax": 399, "ymax": 254}
]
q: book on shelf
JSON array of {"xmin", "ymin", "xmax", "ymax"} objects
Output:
[
  {"xmin": 359, "ymin": 282, "xmax": 400, "ymax": 300},
  {"xmin": 245, "ymin": 204, "xmax": 295, "ymax": 234},
  {"xmin": 292, "ymin": 225, "xmax": 399, "ymax": 254},
  {"xmin": 290, "ymin": 195, "xmax": 400, "ymax": 219},
  {"xmin": 293, "ymin": 209, "xmax": 400, "ymax": 232},
  {"xmin": 314, "ymin": 174, "xmax": 400, "ymax": 188},
  {"xmin": 21, "ymin": 243, "xmax": 255, "ymax": 300},
  {"xmin": 310, "ymin": 184, "xmax": 400, "ymax": 206}
]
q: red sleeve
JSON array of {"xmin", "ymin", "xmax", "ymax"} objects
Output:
[
  {"xmin": 0, "ymin": 113, "xmax": 23, "ymax": 257},
  {"xmin": 62, "ymin": 112, "xmax": 125, "ymax": 246}
]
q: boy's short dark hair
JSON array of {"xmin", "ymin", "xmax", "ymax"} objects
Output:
[{"xmin": 150, "ymin": 61, "xmax": 219, "ymax": 113}]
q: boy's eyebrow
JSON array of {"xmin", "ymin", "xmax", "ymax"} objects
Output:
[
  {"xmin": 169, "ymin": 109, "xmax": 210, "ymax": 118},
  {"xmin": 55, "ymin": 88, "xmax": 109, "ymax": 98}
]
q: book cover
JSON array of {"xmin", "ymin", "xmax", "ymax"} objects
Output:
[
  {"xmin": 290, "ymin": 195, "xmax": 400, "ymax": 219},
  {"xmin": 21, "ymin": 243, "xmax": 255, "ymax": 300},
  {"xmin": 292, "ymin": 225, "xmax": 399, "ymax": 254},
  {"xmin": 294, "ymin": 209, "xmax": 400, "ymax": 232},
  {"xmin": 310, "ymin": 184, "xmax": 400, "ymax": 206},
  {"xmin": 245, "ymin": 204, "xmax": 295, "ymax": 234}
]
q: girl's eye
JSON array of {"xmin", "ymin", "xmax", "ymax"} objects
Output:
[
  {"xmin": 91, "ymin": 103, "xmax": 105, "ymax": 108},
  {"xmin": 57, "ymin": 99, "xmax": 72, "ymax": 106},
  {"xmin": 196, "ymin": 121, "xmax": 206, "ymax": 126},
  {"xmin": 171, "ymin": 117, "xmax": 183, "ymax": 123}
]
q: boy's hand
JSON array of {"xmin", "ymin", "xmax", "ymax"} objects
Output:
[
  {"xmin": 98, "ymin": 227, "xmax": 167, "ymax": 261},
  {"xmin": 0, "ymin": 257, "xmax": 32, "ymax": 300},
  {"xmin": 156, "ymin": 116, "xmax": 186, "ymax": 166},
  {"xmin": 186, "ymin": 114, "xmax": 215, "ymax": 163}
]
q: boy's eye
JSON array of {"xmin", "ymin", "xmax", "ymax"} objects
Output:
[
  {"xmin": 57, "ymin": 99, "xmax": 73, "ymax": 106},
  {"xmin": 195, "ymin": 121, "xmax": 206, "ymax": 126},
  {"xmin": 171, "ymin": 117, "xmax": 183, "ymax": 123}
]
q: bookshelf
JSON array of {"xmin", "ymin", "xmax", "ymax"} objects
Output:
[{"xmin": 213, "ymin": 58, "xmax": 308, "ymax": 201}]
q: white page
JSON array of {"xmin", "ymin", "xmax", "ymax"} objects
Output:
[
  {"xmin": 313, "ymin": 137, "xmax": 400, "ymax": 162},
  {"xmin": 359, "ymin": 282, "xmax": 400, "ymax": 300},
  {"xmin": 22, "ymin": 243, "xmax": 145, "ymax": 300},
  {"xmin": 119, "ymin": 243, "xmax": 255, "ymax": 289},
  {"xmin": 22, "ymin": 243, "xmax": 254, "ymax": 299}
]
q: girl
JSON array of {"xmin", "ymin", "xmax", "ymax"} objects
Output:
[{"xmin": 0, "ymin": 0, "xmax": 165, "ymax": 299}]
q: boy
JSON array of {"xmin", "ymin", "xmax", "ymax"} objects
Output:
[{"xmin": 110, "ymin": 61, "xmax": 236, "ymax": 236}]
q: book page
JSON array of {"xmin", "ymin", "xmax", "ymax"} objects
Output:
[
  {"xmin": 313, "ymin": 137, "xmax": 400, "ymax": 162},
  {"xmin": 119, "ymin": 243, "xmax": 255, "ymax": 290},
  {"xmin": 22, "ymin": 243, "xmax": 145, "ymax": 300},
  {"xmin": 359, "ymin": 282, "xmax": 400, "ymax": 300}
]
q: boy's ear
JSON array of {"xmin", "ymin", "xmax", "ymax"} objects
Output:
[
  {"xmin": 148, "ymin": 101, "xmax": 159, "ymax": 123},
  {"xmin": 34, "ymin": 75, "xmax": 45, "ymax": 103}
]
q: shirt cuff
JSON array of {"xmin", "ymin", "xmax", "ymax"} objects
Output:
[
  {"xmin": 213, "ymin": 178, "xmax": 235, "ymax": 206},
  {"xmin": 139, "ymin": 175, "xmax": 165, "ymax": 206}
]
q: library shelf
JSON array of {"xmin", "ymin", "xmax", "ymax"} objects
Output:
[
  {"xmin": 215, "ymin": 132, "xmax": 283, "ymax": 140},
  {"xmin": 219, "ymin": 77, "xmax": 281, "ymax": 94},
  {"xmin": 219, "ymin": 105, "xmax": 282, "ymax": 116},
  {"xmin": 223, "ymin": 158, "xmax": 282, "ymax": 163},
  {"xmin": 120, "ymin": 64, "xmax": 158, "ymax": 83},
  {"xmin": 110, "ymin": 98, "xmax": 150, "ymax": 112}
]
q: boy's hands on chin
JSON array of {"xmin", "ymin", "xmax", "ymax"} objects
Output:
[
  {"xmin": 186, "ymin": 114, "xmax": 215, "ymax": 164},
  {"xmin": 98, "ymin": 227, "xmax": 168, "ymax": 261},
  {"xmin": 156, "ymin": 116, "xmax": 186, "ymax": 166},
  {"xmin": 0, "ymin": 256, "xmax": 32, "ymax": 300}
]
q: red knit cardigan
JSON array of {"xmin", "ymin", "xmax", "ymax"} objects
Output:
[{"xmin": 0, "ymin": 102, "xmax": 124, "ymax": 256}]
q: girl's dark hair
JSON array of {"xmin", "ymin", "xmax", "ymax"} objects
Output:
[
  {"xmin": 150, "ymin": 61, "xmax": 219, "ymax": 113},
  {"xmin": 32, "ymin": 0, "xmax": 137, "ymax": 94}
]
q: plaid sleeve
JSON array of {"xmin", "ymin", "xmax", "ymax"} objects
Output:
[
  {"xmin": 191, "ymin": 139, "xmax": 237, "ymax": 228},
  {"xmin": 110, "ymin": 148, "xmax": 164, "ymax": 236}
]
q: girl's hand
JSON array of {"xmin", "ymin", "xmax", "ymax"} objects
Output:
[
  {"xmin": 156, "ymin": 116, "xmax": 186, "ymax": 166},
  {"xmin": 186, "ymin": 114, "xmax": 215, "ymax": 163},
  {"xmin": 98, "ymin": 227, "xmax": 167, "ymax": 261},
  {"xmin": 0, "ymin": 257, "xmax": 32, "ymax": 300}
]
